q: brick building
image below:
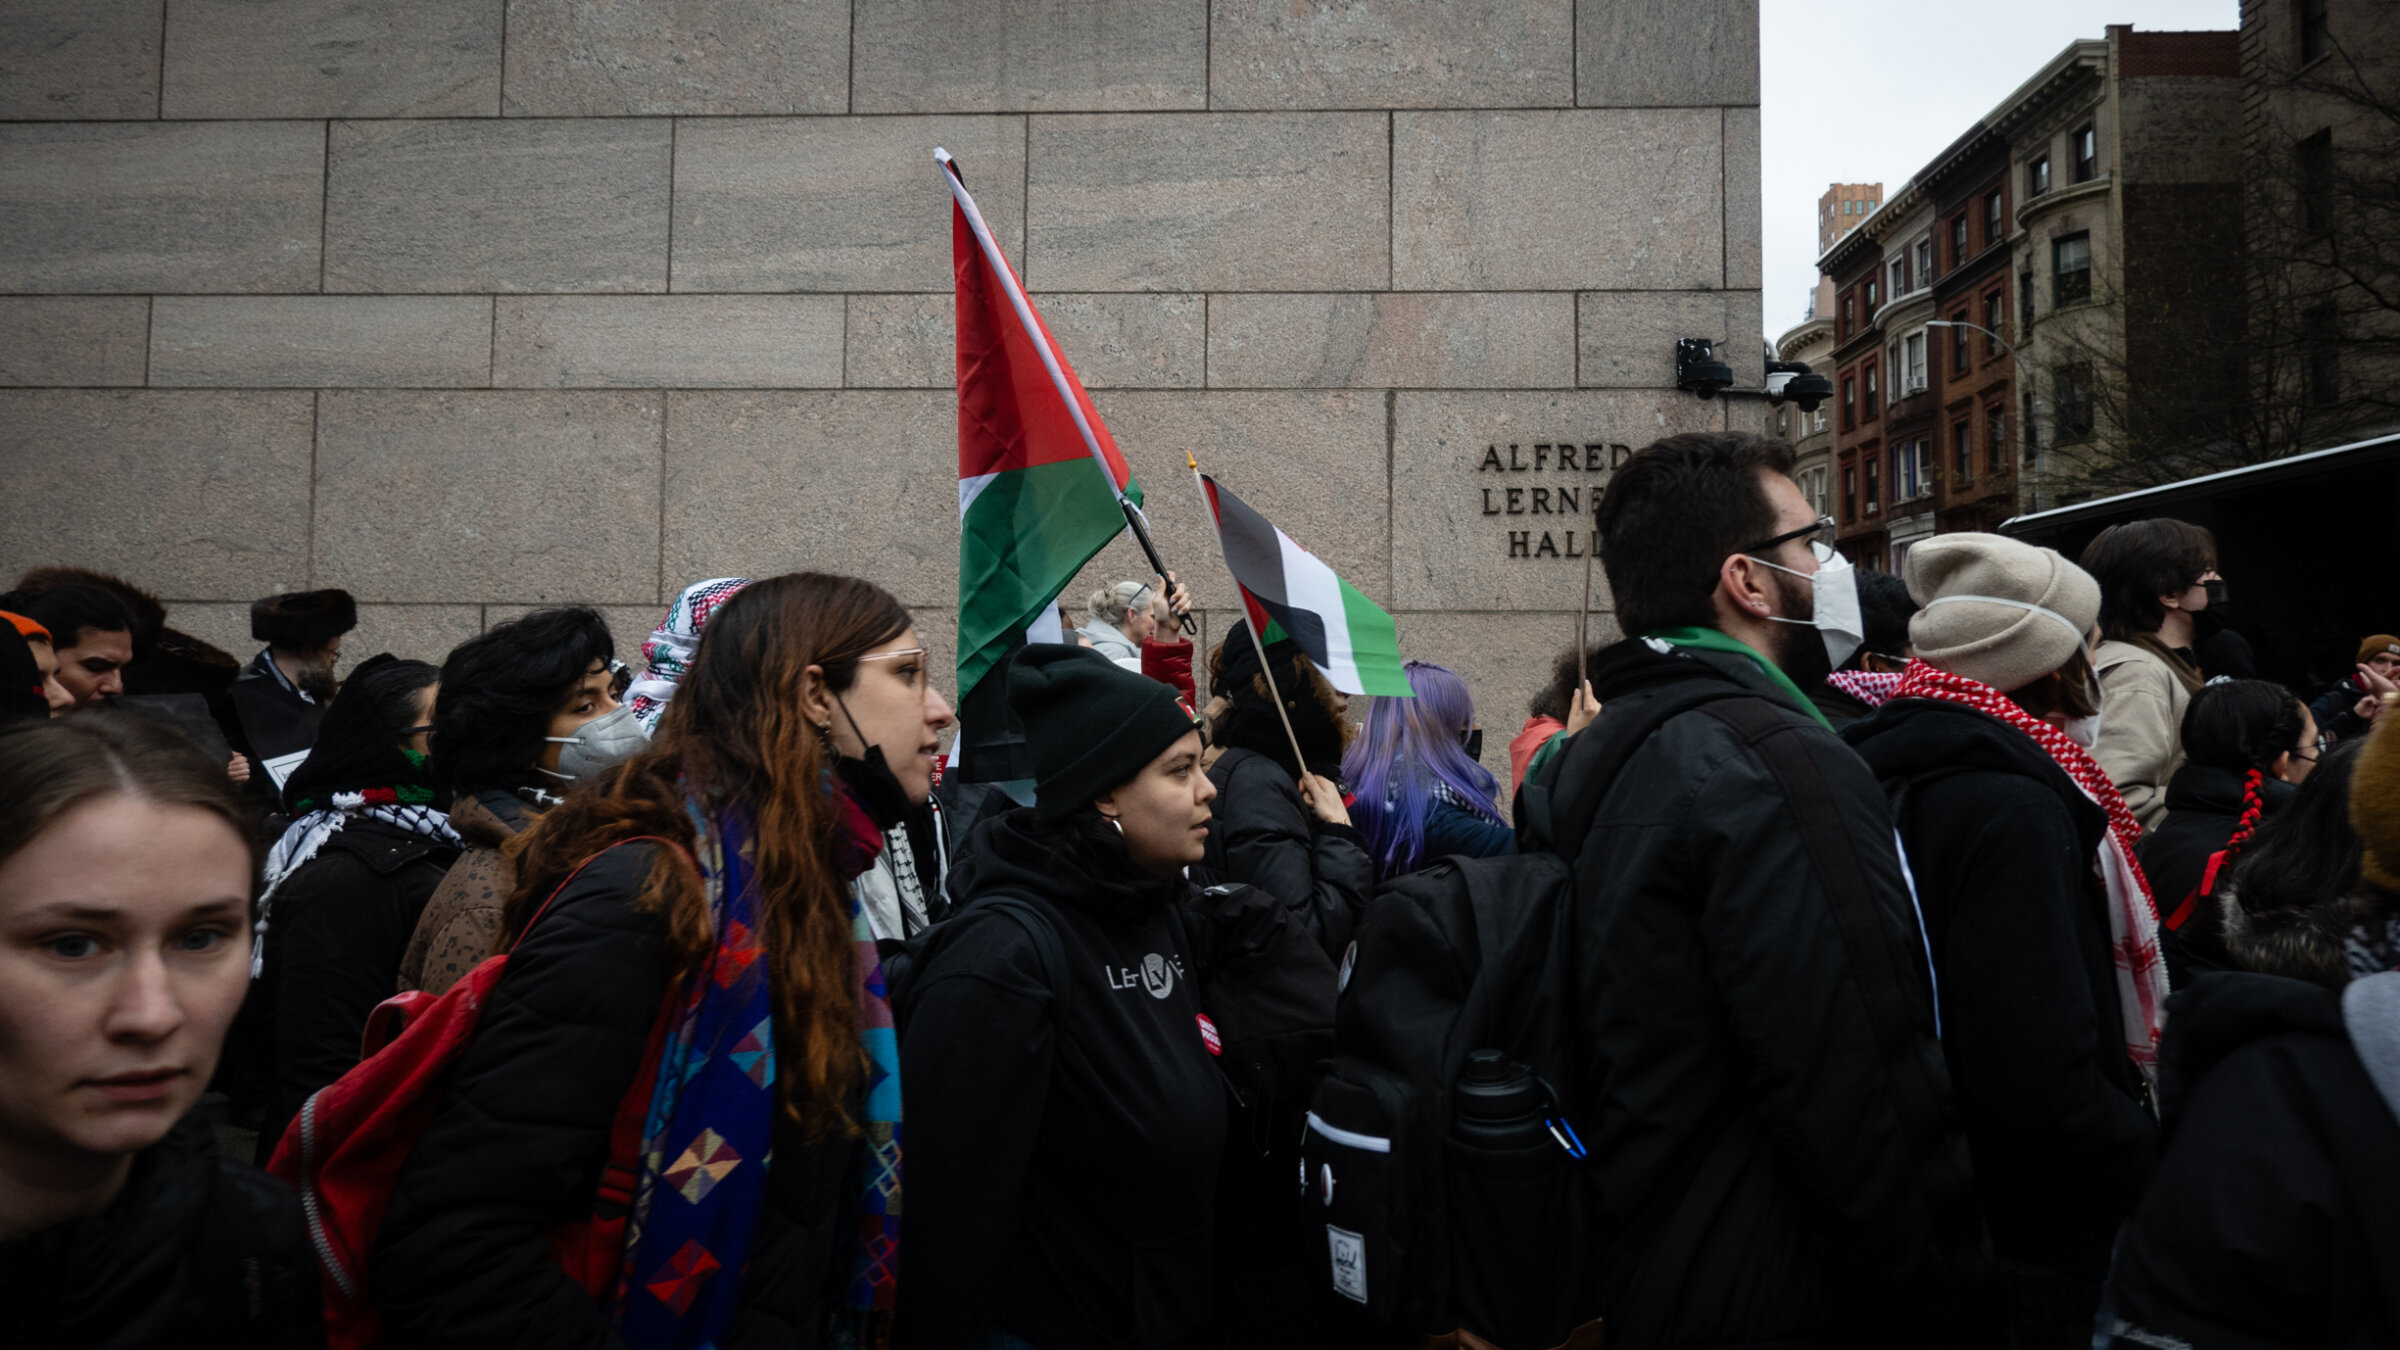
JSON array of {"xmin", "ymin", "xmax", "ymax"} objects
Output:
[
  {"xmin": 1824, "ymin": 218, "xmax": 1887, "ymax": 568},
  {"xmin": 1819, "ymin": 181, "xmax": 1884, "ymax": 252},
  {"xmin": 1924, "ymin": 125, "xmax": 2018, "ymax": 534}
]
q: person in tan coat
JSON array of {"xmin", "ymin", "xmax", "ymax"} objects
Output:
[
  {"xmin": 2078, "ymin": 519, "xmax": 2220, "ymax": 831},
  {"xmin": 399, "ymin": 607, "xmax": 622, "ymax": 995}
]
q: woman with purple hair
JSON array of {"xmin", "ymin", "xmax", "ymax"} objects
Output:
[{"xmin": 1343, "ymin": 661, "xmax": 1515, "ymax": 880}]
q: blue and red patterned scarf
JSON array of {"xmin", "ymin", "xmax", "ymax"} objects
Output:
[{"xmin": 613, "ymin": 783, "xmax": 902, "ymax": 1350}]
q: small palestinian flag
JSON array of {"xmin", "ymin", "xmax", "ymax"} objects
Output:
[{"xmin": 1197, "ymin": 472, "xmax": 1412, "ymax": 697}]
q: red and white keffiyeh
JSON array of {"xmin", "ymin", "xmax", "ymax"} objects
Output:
[
  {"xmin": 1893, "ymin": 659, "xmax": 2169, "ymax": 1082},
  {"xmin": 1827, "ymin": 668, "xmax": 1904, "ymax": 711}
]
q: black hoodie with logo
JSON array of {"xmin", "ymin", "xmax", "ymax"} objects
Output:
[{"xmin": 898, "ymin": 809, "xmax": 1229, "ymax": 1350}]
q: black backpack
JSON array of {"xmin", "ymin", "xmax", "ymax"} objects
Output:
[{"xmin": 1299, "ymin": 682, "xmax": 1771, "ymax": 1348}]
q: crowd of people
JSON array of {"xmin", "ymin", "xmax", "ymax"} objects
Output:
[{"xmin": 3, "ymin": 430, "xmax": 2398, "ymax": 1350}]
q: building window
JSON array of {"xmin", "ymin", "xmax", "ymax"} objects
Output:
[
  {"xmin": 1866, "ymin": 278, "xmax": 1880, "ymax": 313},
  {"xmin": 1842, "ymin": 377, "xmax": 1857, "ymax": 431},
  {"xmin": 2073, "ymin": 125, "xmax": 2097, "ymax": 183},
  {"xmin": 1984, "ymin": 291, "xmax": 2004, "ymax": 355},
  {"xmin": 1915, "ymin": 237, "xmax": 1934, "ymax": 288},
  {"xmin": 1986, "ymin": 405, "xmax": 2006, "ymax": 474},
  {"xmin": 1865, "ymin": 457, "xmax": 1881, "ymax": 513},
  {"xmin": 2301, "ymin": 0, "xmax": 2331, "ymax": 63},
  {"xmin": 1950, "ymin": 312, "xmax": 1970, "ymax": 373},
  {"xmin": 1902, "ymin": 333, "xmax": 1926, "ymax": 393},
  {"xmin": 2020, "ymin": 269, "xmax": 2036, "ymax": 328},
  {"xmin": 2307, "ymin": 304, "xmax": 2341, "ymax": 405},
  {"xmin": 1985, "ymin": 189, "xmax": 2004, "ymax": 246},
  {"xmin": 1892, "ymin": 258, "xmax": 1909, "ymax": 297},
  {"xmin": 1843, "ymin": 465, "xmax": 1857, "ymax": 522},
  {"xmin": 2030, "ymin": 155, "xmax": 2051, "ymax": 197},
  {"xmin": 1841, "ymin": 294, "xmax": 1855, "ymax": 339},
  {"xmin": 1864, "ymin": 363, "xmax": 1879, "ymax": 418},
  {"xmin": 2054, "ymin": 233, "xmax": 2092, "ymax": 306},
  {"xmin": 2022, "ymin": 388, "xmax": 2039, "ymax": 462},
  {"xmin": 1953, "ymin": 420, "xmax": 1973, "ymax": 483},
  {"xmin": 1892, "ymin": 440, "xmax": 1934, "ymax": 501},
  {"xmin": 2056, "ymin": 363, "xmax": 2095, "ymax": 442},
  {"xmin": 1951, "ymin": 215, "xmax": 1969, "ymax": 266},
  {"xmin": 2300, "ymin": 130, "xmax": 2334, "ymax": 234}
]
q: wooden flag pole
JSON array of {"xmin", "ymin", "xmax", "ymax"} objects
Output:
[{"xmin": 1191, "ymin": 452, "xmax": 1312, "ymax": 779}]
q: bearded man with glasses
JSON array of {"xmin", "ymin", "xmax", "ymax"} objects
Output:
[{"xmin": 1525, "ymin": 431, "xmax": 2002, "ymax": 1349}]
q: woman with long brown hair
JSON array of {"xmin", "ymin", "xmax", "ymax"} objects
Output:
[{"xmin": 374, "ymin": 573, "xmax": 951, "ymax": 1350}]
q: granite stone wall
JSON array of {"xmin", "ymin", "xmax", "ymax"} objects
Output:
[{"xmin": 1, "ymin": 0, "xmax": 1760, "ymax": 754}]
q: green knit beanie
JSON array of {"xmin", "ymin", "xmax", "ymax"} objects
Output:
[{"xmin": 1007, "ymin": 644, "xmax": 1204, "ymax": 819}]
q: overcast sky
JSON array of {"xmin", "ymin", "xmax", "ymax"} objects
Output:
[{"xmin": 1759, "ymin": 0, "xmax": 2240, "ymax": 341}]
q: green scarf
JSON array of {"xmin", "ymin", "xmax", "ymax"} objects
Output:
[{"xmin": 1645, "ymin": 626, "xmax": 1836, "ymax": 732}]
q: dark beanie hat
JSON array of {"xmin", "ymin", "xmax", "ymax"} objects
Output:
[
  {"xmin": 1008, "ymin": 643, "xmax": 1203, "ymax": 819},
  {"xmin": 252, "ymin": 588, "xmax": 358, "ymax": 647}
]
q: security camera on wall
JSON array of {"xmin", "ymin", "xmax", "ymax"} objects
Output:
[{"xmin": 1765, "ymin": 360, "xmax": 1833, "ymax": 414}]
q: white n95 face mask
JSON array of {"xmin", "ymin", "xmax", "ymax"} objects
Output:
[
  {"xmin": 1757, "ymin": 547, "xmax": 1865, "ymax": 670},
  {"xmin": 540, "ymin": 704, "xmax": 650, "ymax": 782}
]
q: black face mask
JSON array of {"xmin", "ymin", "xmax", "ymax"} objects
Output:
[
  {"xmin": 2193, "ymin": 578, "xmax": 2232, "ymax": 641},
  {"xmin": 1461, "ymin": 727, "xmax": 1484, "ymax": 761},
  {"xmin": 831, "ymin": 695, "xmax": 915, "ymax": 831}
]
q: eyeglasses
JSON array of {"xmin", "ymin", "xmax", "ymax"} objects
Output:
[
  {"xmin": 1741, "ymin": 516, "xmax": 1839, "ymax": 566},
  {"xmin": 853, "ymin": 645, "xmax": 934, "ymax": 693}
]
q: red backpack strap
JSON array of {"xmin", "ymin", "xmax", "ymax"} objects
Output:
[{"xmin": 511, "ymin": 833, "xmax": 695, "ymax": 952}]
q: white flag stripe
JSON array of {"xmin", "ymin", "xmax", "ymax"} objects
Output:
[
  {"xmin": 1274, "ymin": 529, "xmax": 1362, "ymax": 693},
  {"xmin": 958, "ymin": 470, "xmax": 997, "ymax": 518}
]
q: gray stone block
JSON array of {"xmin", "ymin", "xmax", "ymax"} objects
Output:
[
  {"xmin": 344, "ymin": 605, "xmax": 488, "ymax": 667},
  {"xmin": 150, "ymin": 297, "xmax": 493, "ymax": 388},
  {"xmin": 1390, "ymin": 388, "xmax": 1725, "ymax": 610},
  {"xmin": 1207, "ymin": 292, "xmax": 1574, "ymax": 389},
  {"xmin": 673, "ymin": 116, "xmax": 1024, "ymax": 293},
  {"xmin": 493, "ymin": 296, "xmax": 842, "ymax": 388},
  {"xmin": 502, "ymin": 0, "xmax": 848, "ymax": 115},
  {"xmin": 663, "ymin": 391, "xmax": 959, "ymax": 607},
  {"xmin": 845, "ymin": 292, "xmax": 1204, "ymax": 389},
  {"xmin": 1577, "ymin": 288, "xmax": 1762, "ymax": 388},
  {"xmin": 0, "ymin": 298, "xmax": 149, "ymax": 386},
  {"xmin": 1092, "ymin": 389, "xmax": 1391, "ymax": 604},
  {"xmin": 1027, "ymin": 113, "xmax": 1387, "ymax": 291},
  {"xmin": 854, "ymin": 0, "xmax": 1204, "ymax": 112},
  {"xmin": 1210, "ymin": 0, "xmax": 1572, "ymax": 110},
  {"xmin": 313, "ymin": 391, "xmax": 664, "ymax": 604},
  {"xmin": 162, "ymin": 0, "xmax": 502, "ymax": 118},
  {"xmin": 1393, "ymin": 109, "xmax": 1722, "ymax": 291},
  {"xmin": 325, "ymin": 119, "xmax": 670, "ymax": 293},
  {"xmin": 0, "ymin": 122, "xmax": 325, "ymax": 293},
  {"xmin": 1577, "ymin": 0, "xmax": 1758, "ymax": 107},
  {"xmin": 1725, "ymin": 105, "xmax": 1761, "ymax": 288},
  {"xmin": 0, "ymin": 390, "xmax": 314, "ymax": 596},
  {"xmin": 0, "ymin": 1, "xmax": 160, "ymax": 119}
]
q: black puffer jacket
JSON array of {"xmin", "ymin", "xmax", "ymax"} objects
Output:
[
  {"xmin": 1547, "ymin": 638, "xmax": 1998, "ymax": 1348},
  {"xmin": 2, "ymin": 1115, "xmax": 320, "ymax": 1349},
  {"xmin": 2106, "ymin": 972, "xmax": 2400, "ymax": 1348},
  {"xmin": 1190, "ymin": 746, "xmax": 1372, "ymax": 958},
  {"xmin": 373, "ymin": 841, "xmax": 856, "ymax": 1350},
  {"xmin": 252, "ymin": 815, "xmax": 459, "ymax": 1159},
  {"xmin": 2140, "ymin": 763, "xmax": 2297, "ymax": 984},
  {"xmin": 900, "ymin": 809, "xmax": 1229, "ymax": 1350},
  {"xmin": 1845, "ymin": 698, "xmax": 2159, "ymax": 1283}
]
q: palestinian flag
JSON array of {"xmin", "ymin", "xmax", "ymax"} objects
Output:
[
  {"xmin": 1198, "ymin": 473, "xmax": 1412, "ymax": 697},
  {"xmin": 942, "ymin": 148, "xmax": 1140, "ymax": 780}
]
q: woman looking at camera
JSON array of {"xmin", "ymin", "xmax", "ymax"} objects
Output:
[{"xmin": 0, "ymin": 713, "xmax": 318, "ymax": 1347}]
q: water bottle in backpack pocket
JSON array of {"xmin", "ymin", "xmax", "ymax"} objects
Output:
[{"xmin": 1441, "ymin": 1051, "xmax": 1589, "ymax": 1350}]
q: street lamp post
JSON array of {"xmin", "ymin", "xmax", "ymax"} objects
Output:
[{"xmin": 1926, "ymin": 319, "xmax": 2046, "ymax": 512}]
